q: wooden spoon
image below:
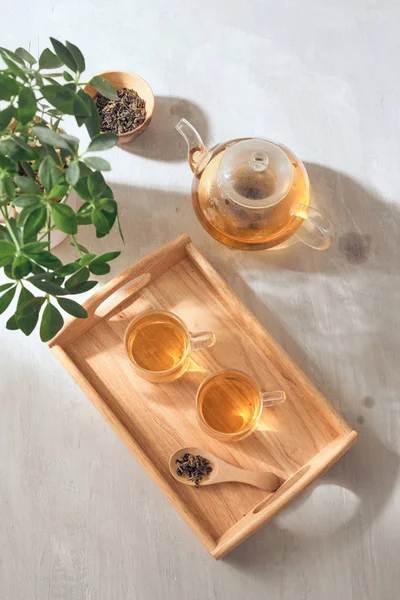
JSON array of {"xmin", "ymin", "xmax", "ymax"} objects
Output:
[{"xmin": 169, "ymin": 447, "xmax": 281, "ymax": 492}]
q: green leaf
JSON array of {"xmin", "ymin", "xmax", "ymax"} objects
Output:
[
  {"xmin": 63, "ymin": 70, "xmax": 73, "ymax": 81},
  {"xmin": 14, "ymin": 286, "xmax": 40, "ymax": 335},
  {"xmin": 16, "ymin": 286, "xmax": 34, "ymax": 310},
  {"xmin": 50, "ymin": 202, "xmax": 77, "ymax": 234},
  {"xmin": 0, "ymin": 74, "xmax": 19, "ymax": 99},
  {"xmin": 97, "ymin": 198, "xmax": 116, "ymax": 214},
  {"xmin": 91, "ymin": 251, "xmax": 121, "ymax": 265},
  {"xmin": 40, "ymin": 302, "xmax": 64, "ymax": 342},
  {"xmin": 14, "ymin": 195, "xmax": 42, "ymax": 208},
  {"xmin": 14, "ymin": 175, "xmax": 41, "ymax": 195},
  {"xmin": 87, "ymin": 132, "xmax": 117, "ymax": 152},
  {"xmin": 0, "ymin": 224, "xmax": 10, "ymax": 241},
  {"xmin": 74, "ymin": 177, "xmax": 90, "ymax": 201},
  {"xmin": 0, "ymin": 47, "xmax": 26, "ymax": 66},
  {"xmin": 50, "ymin": 38, "xmax": 77, "ymax": 72},
  {"xmin": 15, "ymin": 47, "xmax": 36, "ymax": 65},
  {"xmin": 65, "ymin": 280, "xmax": 97, "ymax": 295},
  {"xmin": 6, "ymin": 314, "xmax": 19, "ymax": 330},
  {"xmin": 72, "ymin": 95, "xmax": 91, "ymax": 118},
  {"xmin": 0, "ymin": 154, "xmax": 17, "ymax": 172},
  {"xmin": 18, "ymin": 310, "xmax": 39, "ymax": 335},
  {"xmin": 0, "ymin": 282, "xmax": 14, "ymax": 293},
  {"xmin": 0, "ymin": 240, "xmax": 16, "ymax": 260},
  {"xmin": 76, "ymin": 202, "xmax": 92, "ymax": 225},
  {"xmin": 17, "ymin": 205, "xmax": 38, "ymax": 227},
  {"xmin": 38, "ymin": 156, "xmax": 60, "ymax": 192},
  {"xmin": 60, "ymin": 132, "xmax": 79, "ymax": 149},
  {"xmin": 21, "ymin": 241, "xmax": 48, "ymax": 253},
  {"xmin": 0, "ymin": 138, "xmax": 37, "ymax": 161},
  {"xmin": 65, "ymin": 41, "xmax": 85, "ymax": 73},
  {"xmin": 65, "ymin": 266, "xmax": 89, "ymax": 290},
  {"xmin": 66, "ymin": 160, "xmax": 80, "ymax": 185},
  {"xmin": 13, "ymin": 134, "xmax": 39, "ymax": 154},
  {"xmin": 31, "ymin": 262, "xmax": 45, "ymax": 275},
  {"xmin": 84, "ymin": 157, "xmax": 111, "ymax": 171},
  {"xmin": 0, "ymin": 106, "xmax": 15, "ymax": 130},
  {"xmin": 0, "ymin": 54, "xmax": 26, "ymax": 79},
  {"xmin": 74, "ymin": 242, "xmax": 89, "ymax": 254},
  {"xmin": 28, "ymin": 277, "xmax": 68, "ymax": 296},
  {"xmin": 3, "ymin": 262, "xmax": 14, "ymax": 277},
  {"xmin": 0, "ymin": 286, "xmax": 16, "ymax": 314},
  {"xmin": 32, "ymin": 125, "xmax": 71, "ymax": 150},
  {"xmin": 49, "ymin": 180, "xmax": 69, "ymax": 200},
  {"xmin": 17, "ymin": 87, "xmax": 36, "ymax": 124},
  {"xmin": 78, "ymin": 253, "xmax": 96, "ymax": 267},
  {"xmin": 89, "ymin": 262, "xmax": 110, "ymax": 275},
  {"xmin": 92, "ymin": 208, "xmax": 111, "ymax": 236},
  {"xmin": 57, "ymin": 297, "xmax": 88, "ymax": 318},
  {"xmin": 8, "ymin": 218, "xmax": 22, "ymax": 244},
  {"xmin": 100, "ymin": 203, "xmax": 117, "ymax": 238},
  {"xmin": 56, "ymin": 261, "xmax": 81, "ymax": 276},
  {"xmin": 30, "ymin": 251, "xmax": 62, "ymax": 270},
  {"xmin": 89, "ymin": 76, "xmax": 118, "ymax": 100},
  {"xmin": 12, "ymin": 254, "xmax": 31, "ymax": 279},
  {"xmin": 23, "ymin": 206, "xmax": 47, "ymax": 240},
  {"xmin": 20, "ymin": 161, "xmax": 35, "ymax": 179},
  {"xmin": 3, "ymin": 176, "xmax": 16, "ymax": 201},
  {"xmin": 41, "ymin": 85, "xmax": 89, "ymax": 117},
  {"xmin": 17, "ymin": 296, "xmax": 46, "ymax": 316},
  {"xmin": 76, "ymin": 90, "xmax": 100, "ymax": 137},
  {"xmin": 77, "ymin": 161, "xmax": 92, "ymax": 178},
  {"xmin": 39, "ymin": 48, "xmax": 63, "ymax": 69}
]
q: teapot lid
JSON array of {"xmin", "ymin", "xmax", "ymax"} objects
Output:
[{"xmin": 217, "ymin": 139, "xmax": 294, "ymax": 209}]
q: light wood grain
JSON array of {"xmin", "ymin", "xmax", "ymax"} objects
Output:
[{"xmin": 50, "ymin": 236, "xmax": 357, "ymax": 557}]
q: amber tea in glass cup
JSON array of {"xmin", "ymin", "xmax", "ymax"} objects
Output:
[
  {"xmin": 196, "ymin": 369, "xmax": 286, "ymax": 442},
  {"xmin": 124, "ymin": 310, "xmax": 216, "ymax": 383}
]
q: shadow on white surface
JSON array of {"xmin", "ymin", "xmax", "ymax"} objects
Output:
[{"xmin": 119, "ymin": 96, "xmax": 210, "ymax": 162}]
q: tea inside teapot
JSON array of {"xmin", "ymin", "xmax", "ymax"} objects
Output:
[{"xmin": 176, "ymin": 119, "xmax": 333, "ymax": 251}]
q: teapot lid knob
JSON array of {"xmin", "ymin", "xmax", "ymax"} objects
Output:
[{"xmin": 217, "ymin": 139, "xmax": 294, "ymax": 209}]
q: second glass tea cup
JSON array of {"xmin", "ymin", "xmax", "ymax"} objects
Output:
[
  {"xmin": 196, "ymin": 368, "xmax": 286, "ymax": 442},
  {"xmin": 124, "ymin": 309, "xmax": 216, "ymax": 383}
]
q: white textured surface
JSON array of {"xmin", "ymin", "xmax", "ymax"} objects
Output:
[{"xmin": 1, "ymin": 1, "xmax": 399, "ymax": 599}]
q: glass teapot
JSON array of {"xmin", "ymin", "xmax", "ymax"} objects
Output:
[{"xmin": 176, "ymin": 119, "xmax": 333, "ymax": 250}]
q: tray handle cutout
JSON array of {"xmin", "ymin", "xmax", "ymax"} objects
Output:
[
  {"xmin": 91, "ymin": 273, "xmax": 151, "ymax": 319},
  {"xmin": 84, "ymin": 234, "xmax": 191, "ymax": 319}
]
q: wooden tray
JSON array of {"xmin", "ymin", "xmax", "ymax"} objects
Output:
[{"xmin": 50, "ymin": 235, "xmax": 358, "ymax": 559}]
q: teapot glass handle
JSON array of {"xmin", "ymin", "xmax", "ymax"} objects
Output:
[
  {"xmin": 290, "ymin": 203, "xmax": 334, "ymax": 251},
  {"xmin": 175, "ymin": 118, "xmax": 207, "ymax": 173}
]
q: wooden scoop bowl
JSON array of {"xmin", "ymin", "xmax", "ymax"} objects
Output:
[{"xmin": 169, "ymin": 447, "xmax": 281, "ymax": 492}]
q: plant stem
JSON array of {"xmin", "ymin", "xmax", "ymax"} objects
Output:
[
  {"xmin": 38, "ymin": 225, "xmax": 55, "ymax": 241},
  {"xmin": 46, "ymin": 204, "xmax": 51, "ymax": 256},
  {"xmin": 70, "ymin": 234, "xmax": 83, "ymax": 257},
  {"xmin": 1, "ymin": 207, "xmax": 20, "ymax": 250}
]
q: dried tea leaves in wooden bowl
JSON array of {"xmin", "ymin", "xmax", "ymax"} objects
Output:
[{"xmin": 95, "ymin": 88, "xmax": 147, "ymax": 135}]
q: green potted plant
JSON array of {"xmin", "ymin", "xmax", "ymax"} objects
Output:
[{"xmin": 0, "ymin": 38, "xmax": 123, "ymax": 341}]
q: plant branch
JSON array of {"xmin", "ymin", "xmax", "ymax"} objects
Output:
[{"xmin": 70, "ymin": 234, "xmax": 83, "ymax": 257}]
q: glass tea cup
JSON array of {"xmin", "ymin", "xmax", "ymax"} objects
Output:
[
  {"xmin": 124, "ymin": 309, "xmax": 216, "ymax": 383},
  {"xmin": 196, "ymin": 369, "xmax": 286, "ymax": 442}
]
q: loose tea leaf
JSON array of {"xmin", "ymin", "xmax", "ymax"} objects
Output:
[
  {"xmin": 175, "ymin": 453, "xmax": 213, "ymax": 488},
  {"xmin": 95, "ymin": 87, "xmax": 146, "ymax": 135}
]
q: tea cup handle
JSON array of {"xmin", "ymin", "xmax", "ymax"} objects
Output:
[
  {"xmin": 290, "ymin": 203, "xmax": 334, "ymax": 251},
  {"xmin": 261, "ymin": 390, "xmax": 286, "ymax": 407},
  {"xmin": 190, "ymin": 331, "xmax": 216, "ymax": 351}
]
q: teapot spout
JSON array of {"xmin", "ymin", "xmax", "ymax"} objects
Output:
[{"xmin": 175, "ymin": 118, "xmax": 207, "ymax": 173}]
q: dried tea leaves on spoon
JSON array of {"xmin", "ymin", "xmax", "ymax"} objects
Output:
[
  {"xmin": 176, "ymin": 453, "xmax": 213, "ymax": 488},
  {"xmin": 95, "ymin": 87, "xmax": 146, "ymax": 134}
]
